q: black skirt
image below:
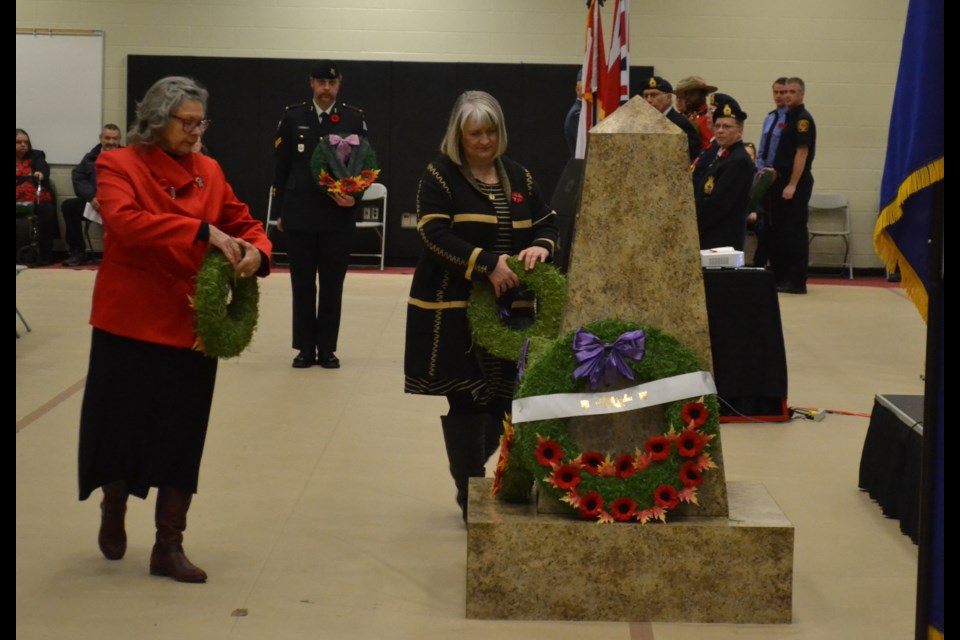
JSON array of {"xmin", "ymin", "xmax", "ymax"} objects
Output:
[{"xmin": 77, "ymin": 328, "xmax": 218, "ymax": 501}]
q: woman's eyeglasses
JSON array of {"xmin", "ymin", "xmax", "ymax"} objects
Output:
[{"xmin": 171, "ymin": 116, "xmax": 211, "ymax": 134}]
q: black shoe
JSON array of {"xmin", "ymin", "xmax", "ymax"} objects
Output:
[
  {"xmin": 776, "ymin": 284, "xmax": 807, "ymax": 294},
  {"xmin": 317, "ymin": 352, "xmax": 340, "ymax": 369},
  {"xmin": 62, "ymin": 253, "xmax": 87, "ymax": 267},
  {"xmin": 292, "ymin": 351, "xmax": 315, "ymax": 368}
]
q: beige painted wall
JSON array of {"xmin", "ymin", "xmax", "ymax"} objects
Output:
[{"xmin": 17, "ymin": 0, "xmax": 911, "ymax": 268}]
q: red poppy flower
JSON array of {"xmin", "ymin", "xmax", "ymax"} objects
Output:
[
  {"xmin": 511, "ymin": 191, "xmax": 524, "ymax": 203},
  {"xmin": 610, "ymin": 497, "xmax": 637, "ymax": 521},
  {"xmin": 339, "ymin": 177, "xmax": 360, "ymax": 193},
  {"xmin": 615, "ymin": 453, "xmax": 636, "ymax": 479},
  {"xmin": 679, "ymin": 461, "xmax": 704, "ymax": 487},
  {"xmin": 330, "ymin": 114, "xmax": 340, "ymax": 123},
  {"xmin": 580, "ymin": 451, "xmax": 604, "ymax": 475},
  {"xmin": 644, "ymin": 436, "xmax": 671, "ymax": 461},
  {"xmin": 681, "ymin": 401, "xmax": 708, "ymax": 428},
  {"xmin": 360, "ymin": 169, "xmax": 376, "ymax": 183},
  {"xmin": 653, "ymin": 484, "xmax": 679, "ymax": 509},
  {"xmin": 676, "ymin": 429, "xmax": 706, "ymax": 458},
  {"xmin": 578, "ymin": 491, "xmax": 604, "ymax": 518},
  {"xmin": 534, "ymin": 438, "xmax": 564, "ymax": 467},
  {"xmin": 550, "ymin": 464, "xmax": 581, "ymax": 490}
]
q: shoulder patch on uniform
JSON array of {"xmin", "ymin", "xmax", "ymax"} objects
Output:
[{"xmin": 798, "ymin": 119, "xmax": 810, "ymax": 132}]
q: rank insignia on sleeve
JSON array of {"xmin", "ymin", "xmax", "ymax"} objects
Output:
[
  {"xmin": 798, "ymin": 119, "xmax": 810, "ymax": 132},
  {"xmin": 274, "ymin": 137, "xmax": 282, "ymax": 148},
  {"xmin": 704, "ymin": 176, "xmax": 715, "ymax": 195}
]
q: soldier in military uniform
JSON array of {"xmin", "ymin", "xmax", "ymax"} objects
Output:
[
  {"xmin": 641, "ymin": 75, "xmax": 701, "ymax": 162},
  {"xmin": 692, "ymin": 95, "xmax": 754, "ymax": 251},
  {"xmin": 769, "ymin": 77, "xmax": 816, "ymax": 294},
  {"xmin": 273, "ymin": 60, "xmax": 368, "ymax": 368},
  {"xmin": 675, "ymin": 75, "xmax": 718, "ymax": 152}
]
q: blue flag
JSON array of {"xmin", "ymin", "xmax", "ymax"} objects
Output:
[{"xmin": 873, "ymin": 0, "xmax": 943, "ymax": 323}]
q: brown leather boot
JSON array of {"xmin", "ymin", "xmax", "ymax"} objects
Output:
[
  {"xmin": 149, "ymin": 487, "xmax": 207, "ymax": 583},
  {"xmin": 98, "ymin": 481, "xmax": 128, "ymax": 560}
]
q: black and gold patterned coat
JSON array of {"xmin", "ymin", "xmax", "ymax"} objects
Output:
[{"xmin": 404, "ymin": 154, "xmax": 558, "ymax": 394}]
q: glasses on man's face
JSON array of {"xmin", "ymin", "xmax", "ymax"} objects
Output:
[{"xmin": 171, "ymin": 115, "xmax": 211, "ymax": 134}]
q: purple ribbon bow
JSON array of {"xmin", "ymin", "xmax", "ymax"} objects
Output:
[
  {"xmin": 328, "ymin": 134, "xmax": 360, "ymax": 164},
  {"xmin": 571, "ymin": 328, "xmax": 646, "ymax": 389}
]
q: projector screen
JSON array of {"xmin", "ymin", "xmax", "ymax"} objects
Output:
[{"xmin": 16, "ymin": 30, "xmax": 104, "ymax": 165}]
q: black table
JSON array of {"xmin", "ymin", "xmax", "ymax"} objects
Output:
[
  {"xmin": 702, "ymin": 268, "xmax": 789, "ymax": 422},
  {"xmin": 858, "ymin": 394, "xmax": 923, "ymax": 543}
]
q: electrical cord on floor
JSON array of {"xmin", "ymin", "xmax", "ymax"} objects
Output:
[{"xmin": 789, "ymin": 405, "xmax": 871, "ymax": 420}]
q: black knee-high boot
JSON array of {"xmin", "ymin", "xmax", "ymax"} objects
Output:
[{"xmin": 440, "ymin": 414, "xmax": 488, "ymax": 521}]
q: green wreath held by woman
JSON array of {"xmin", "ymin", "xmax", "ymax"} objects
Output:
[
  {"xmin": 467, "ymin": 256, "xmax": 567, "ymax": 362},
  {"xmin": 493, "ymin": 319, "xmax": 720, "ymax": 524},
  {"xmin": 310, "ymin": 133, "xmax": 380, "ymax": 197},
  {"xmin": 192, "ymin": 248, "xmax": 260, "ymax": 359}
]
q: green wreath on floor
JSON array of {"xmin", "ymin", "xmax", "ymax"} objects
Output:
[
  {"xmin": 493, "ymin": 319, "xmax": 720, "ymax": 524},
  {"xmin": 467, "ymin": 257, "xmax": 566, "ymax": 362},
  {"xmin": 192, "ymin": 249, "xmax": 260, "ymax": 359}
]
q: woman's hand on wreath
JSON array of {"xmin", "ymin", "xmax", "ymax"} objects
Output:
[
  {"xmin": 488, "ymin": 253, "xmax": 520, "ymax": 297},
  {"xmin": 329, "ymin": 192, "xmax": 356, "ymax": 207},
  {"xmin": 517, "ymin": 246, "xmax": 549, "ymax": 271},
  {"xmin": 208, "ymin": 224, "xmax": 242, "ymax": 268},
  {"xmin": 234, "ymin": 238, "xmax": 262, "ymax": 278}
]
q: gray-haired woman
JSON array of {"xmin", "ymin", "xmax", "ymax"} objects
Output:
[
  {"xmin": 403, "ymin": 90, "xmax": 559, "ymax": 521},
  {"xmin": 77, "ymin": 76, "xmax": 271, "ymax": 582}
]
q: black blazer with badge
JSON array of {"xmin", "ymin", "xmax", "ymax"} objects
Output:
[
  {"xmin": 665, "ymin": 107, "xmax": 701, "ymax": 163},
  {"xmin": 273, "ymin": 100, "xmax": 367, "ymax": 232},
  {"xmin": 693, "ymin": 140, "xmax": 754, "ymax": 251}
]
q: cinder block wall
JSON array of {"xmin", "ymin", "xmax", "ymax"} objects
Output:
[{"xmin": 17, "ymin": 0, "xmax": 910, "ymax": 268}]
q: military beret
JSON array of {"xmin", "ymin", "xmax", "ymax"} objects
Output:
[
  {"xmin": 311, "ymin": 60, "xmax": 342, "ymax": 81},
  {"xmin": 642, "ymin": 76, "xmax": 673, "ymax": 94},
  {"xmin": 710, "ymin": 93, "xmax": 748, "ymax": 122}
]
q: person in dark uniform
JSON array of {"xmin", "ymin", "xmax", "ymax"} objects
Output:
[
  {"xmin": 692, "ymin": 95, "xmax": 754, "ymax": 250},
  {"xmin": 273, "ymin": 60, "xmax": 368, "ymax": 368},
  {"xmin": 641, "ymin": 75, "xmax": 701, "ymax": 162},
  {"xmin": 769, "ymin": 77, "xmax": 816, "ymax": 294}
]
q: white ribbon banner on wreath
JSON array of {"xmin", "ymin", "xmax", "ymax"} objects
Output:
[{"xmin": 511, "ymin": 371, "xmax": 717, "ymax": 424}]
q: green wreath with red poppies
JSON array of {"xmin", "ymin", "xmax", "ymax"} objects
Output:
[{"xmin": 493, "ymin": 319, "xmax": 720, "ymax": 524}]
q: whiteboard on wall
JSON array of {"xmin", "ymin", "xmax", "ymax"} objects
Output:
[{"xmin": 16, "ymin": 29, "xmax": 104, "ymax": 165}]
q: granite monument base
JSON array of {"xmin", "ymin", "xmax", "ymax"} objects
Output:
[{"xmin": 466, "ymin": 478, "xmax": 793, "ymax": 623}]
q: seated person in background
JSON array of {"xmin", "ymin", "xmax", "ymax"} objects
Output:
[
  {"xmin": 16, "ymin": 128, "xmax": 57, "ymax": 266},
  {"xmin": 641, "ymin": 76, "xmax": 701, "ymax": 162},
  {"xmin": 693, "ymin": 96, "xmax": 754, "ymax": 251},
  {"xmin": 60, "ymin": 124, "xmax": 123, "ymax": 266}
]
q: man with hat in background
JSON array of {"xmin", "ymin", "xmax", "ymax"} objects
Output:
[
  {"xmin": 675, "ymin": 75, "xmax": 718, "ymax": 152},
  {"xmin": 641, "ymin": 76, "xmax": 701, "ymax": 162},
  {"xmin": 769, "ymin": 77, "xmax": 816, "ymax": 294},
  {"xmin": 273, "ymin": 60, "xmax": 368, "ymax": 368},
  {"xmin": 692, "ymin": 95, "xmax": 754, "ymax": 251}
]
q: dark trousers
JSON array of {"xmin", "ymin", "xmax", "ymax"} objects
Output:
[
  {"xmin": 286, "ymin": 225, "xmax": 355, "ymax": 354},
  {"xmin": 769, "ymin": 174, "xmax": 813, "ymax": 288},
  {"xmin": 60, "ymin": 198, "xmax": 88, "ymax": 255},
  {"xmin": 36, "ymin": 201, "xmax": 57, "ymax": 262}
]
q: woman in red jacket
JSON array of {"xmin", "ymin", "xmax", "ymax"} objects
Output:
[{"xmin": 77, "ymin": 77, "xmax": 271, "ymax": 583}]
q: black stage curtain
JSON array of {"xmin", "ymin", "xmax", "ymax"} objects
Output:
[
  {"xmin": 858, "ymin": 394, "xmax": 923, "ymax": 543},
  {"xmin": 127, "ymin": 56, "xmax": 652, "ymax": 266}
]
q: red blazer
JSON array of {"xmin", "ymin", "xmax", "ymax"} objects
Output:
[{"xmin": 91, "ymin": 145, "xmax": 271, "ymax": 349}]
